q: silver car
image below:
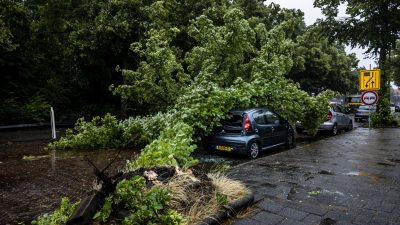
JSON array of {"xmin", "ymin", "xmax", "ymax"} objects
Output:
[
  {"xmin": 355, "ymin": 105, "xmax": 376, "ymax": 122},
  {"xmin": 296, "ymin": 103, "xmax": 353, "ymax": 135}
]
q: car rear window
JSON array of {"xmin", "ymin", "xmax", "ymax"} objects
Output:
[
  {"xmin": 221, "ymin": 115, "xmax": 243, "ymax": 127},
  {"xmin": 221, "ymin": 114, "xmax": 243, "ymax": 133}
]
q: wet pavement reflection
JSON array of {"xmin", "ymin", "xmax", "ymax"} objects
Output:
[{"xmin": 228, "ymin": 127, "xmax": 400, "ymax": 225}]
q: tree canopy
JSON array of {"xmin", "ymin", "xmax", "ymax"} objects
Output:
[
  {"xmin": 2, "ymin": 0, "xmax": 356, "ymax": 127},
  {"xmin": 314, "ymin": 0, "xmax": 400, "ymax": 124}
]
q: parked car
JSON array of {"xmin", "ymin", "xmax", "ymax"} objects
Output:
[
  {"xmin": 296, "ymin": 103, "xmax": 353, "ymax": 135},
  {"xmin": 390, "ymin": 103, "xmax": 395, "ymax": 113},
  {"xmin": 355, "ymin": 105, "xmax": 376, "ymax": 121},
  {"xmin": 395, "ymin": 104, "xmax": 400, "ymax": 112},
  {"xmin": 202, "ymin": 108, "xmax": 295, "ymax": 159}
]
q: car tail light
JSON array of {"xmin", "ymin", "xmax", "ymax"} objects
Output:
[
  {"xmin": 243, "ymin": 113, "xmax": 252, "ymax": 132},
  {"xmin": 326, "ymin": 111, "xmax": 332, "ymax": 121}
]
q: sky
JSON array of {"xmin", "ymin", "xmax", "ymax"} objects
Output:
[{"xmin": 267, "ymin": 0, "xmax": 378, "ymax": 69}]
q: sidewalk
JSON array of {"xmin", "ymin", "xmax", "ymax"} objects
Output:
[{"xmin": 228, "ymin": 128, "xmax": 400, "ymax": 225}]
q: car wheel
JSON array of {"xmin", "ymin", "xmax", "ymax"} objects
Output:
[
  {"xmin": 285, "ymin": 130, "xmax": 295, "ymax": 149},
  {"xmin": 345, "ymin": 120, "xmax": 353, "ymax": 132},
  {"xmin": 331, "ymin": 124, "xmax": 338, "ymax": 136},
  {"xmin": 248, "ymin": 141, "xmax": 260, "ymax": 159}
]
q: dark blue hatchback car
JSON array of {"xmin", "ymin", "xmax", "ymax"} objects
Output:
[{"xmin": 203, "ymin": 108, "xmax": 295, "ymax": 158}]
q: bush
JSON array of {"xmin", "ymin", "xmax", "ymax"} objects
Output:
[
  {"xmin": 94, "ymin": 176, "xmax": 184, "ymax": 225},
  {"xmin": 0, "ymin": 95, "xmax": 50, "ymax": 125},
  {"xmin": 50, "ymin": 113, "xmax": 124, "ymax": 150},
  {"xmin": 32, "ymin": 198, "xmax": 79, "ymax": 225}
]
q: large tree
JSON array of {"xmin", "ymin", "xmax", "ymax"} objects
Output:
[
  {"xmin": 314, "ymin": 0, "xmax": 400, "ymax": 124},
  {"xmin": 288, "ymin": 26, "xmax": 359, "ymax": 95},
  {"xmin": 388, "ymin": 40, "xmax": 400, "ymax": 86}
]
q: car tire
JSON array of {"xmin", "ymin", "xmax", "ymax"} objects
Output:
[
  {"xmin": 331, "ymin": 123, "xmax": 338, "ymax": 136},
  {"xmin": 285, "ymin": 130, "xmax": 295, "ymax": 149},
  {"xmin": 247, "ymin": 141, "xmax": 260, "ymax": 159},
  {"xmin": 345, "ymin": 120, "xmax": 353, "ymax": 132}
]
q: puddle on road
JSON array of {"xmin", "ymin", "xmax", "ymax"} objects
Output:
[{"xmin": 346, "ymin": 171, "xmax": 383, "ymax": 183}]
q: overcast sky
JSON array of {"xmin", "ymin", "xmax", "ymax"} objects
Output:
[{"xmin": 267, "ymin": 0, "xmax": 377, "ymax": 69}]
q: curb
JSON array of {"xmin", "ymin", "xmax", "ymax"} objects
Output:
[{"xmin": 197, "ymin": 192, "xmax": 254, "ymax": 225}]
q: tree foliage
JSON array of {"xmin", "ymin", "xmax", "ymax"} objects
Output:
[
  {"xmin": 314, "ymin": 0, "xmax": 400, "ymax": 124},
  {"xmin": 389, "ymin": 40, "xmax": 400, "ymax": 86},
  {"xmin": 52, "ymin": 5, "xmax": 334, "ymax": 171},
  {"xmin": 1, "ymin": 0, "xmax": 357, "ymax": 125},
  {"xmin": 288, "ymin": 26, "xmax": 359, "ymax": 95}
]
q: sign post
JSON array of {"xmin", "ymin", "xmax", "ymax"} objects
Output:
[
  {"xmin": 50, "ymin": 107, "xmax": 56, "ymax": 140},
  {"xmin": 361, "ymin": 91, "xmax": 379, "ymax": 129},
  {"xmin": 359, "ymin": 69, "xmax": 381, "ymax": 91}
]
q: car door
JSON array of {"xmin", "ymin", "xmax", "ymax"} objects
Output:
[
  {"xmin": 265, "ymin": 111, "xmax": 286, "ymax": 145},
  {"xmin": 331, "ymin": 104, "xmax": 344, "ymax": 128},
  {"xmin": 337, "ymin": 104, "xmax": 351, "ymax": 126},
  {"xmin": 252, "ymin": 110, "xmax": 274, "ymax": 148},
  {"xmin": 334, "ymin": 104, "xmax": 348, "ymax": 129}
]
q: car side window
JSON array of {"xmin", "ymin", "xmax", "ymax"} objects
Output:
[
  {"xmin": 265, "ymin": 111, "xmax": 280, "ymax": 125},
  {"xmin": 337, "ymin": 105, "xmax": 346, "ymax": 113},
  {"xmin": 331, "ymin": 104, "xmax": 341, "ymax": 113},
  {"xmin": 253, "ymin": 111, "xmax": 267, "ymax": 125}
]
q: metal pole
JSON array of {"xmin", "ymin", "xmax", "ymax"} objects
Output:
[
  {"xmin": 50, "ymin": 107, "xmax": 56, "ymax": 139},
  {"xmin": 368, "ymin": 105, "xmax": 371, "ymax": 130}
]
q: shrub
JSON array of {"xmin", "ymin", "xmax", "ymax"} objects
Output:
[
  {"xmin": 32, "ymin": 198, "xmax": 79, "ymax": 225},
  {"xmin": 94, "ymin": 176, "xmax": 184, "ymax": 225}
]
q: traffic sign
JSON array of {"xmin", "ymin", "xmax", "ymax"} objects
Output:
[
  {"xmin": 361, "ymin": 91, "xmax": 379, "ymax": 105},
  {"xmin": 359, "ymin": 69, "xmax": 381, "ymax": 91}
]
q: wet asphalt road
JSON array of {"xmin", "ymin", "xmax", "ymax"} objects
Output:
[{"xmin": 228, "ymin": 128, "xmax": 400, "ymax": 225}]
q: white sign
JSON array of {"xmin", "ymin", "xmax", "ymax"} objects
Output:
[{"xmin": 361, "ymin": 91, "xmax": 379, "ymax": 105}]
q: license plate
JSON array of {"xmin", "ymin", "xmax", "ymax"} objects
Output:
[{"xmin": 216, "ymin": 145, "xmax": 232, "ymax": 152}]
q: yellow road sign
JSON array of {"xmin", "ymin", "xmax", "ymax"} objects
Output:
[{"xmin": 359, "ymin": 69, "xmax": 381, "ymax": 91}]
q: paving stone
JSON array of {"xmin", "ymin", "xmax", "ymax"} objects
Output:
[
  {"xmin": 364, "ymin": 199, "xmax": 384, "ymax": 210},
  {"xmin": 323, "ymin": 210, "xmax": 354, "ymax": 224},
  {"xmin": 380, "ymin": 202, "xmax": 397, "ymax": 213},
  {"xmin": 368, "ymin": 216, "xmax": 391, "ymax": 225},
  {"xmin": 301, "ymin": 213, "xmax": 322, "ymax": 225},
  {"xmin": 231, "ymin": 218, "xmax": 264, "ymax": 225},
  {"xmin": 352, "ymin": 213, "xmax": 374, "ymax": 225},
  {"xmin": 256, "ymin": 199, "xmax": 284, "ymax": 213},
  {"xmin": 290, "ymin": 202, "xmax": 329, "ymax": 216},
  {"xmin": 277, "ymin": 207, "xmax": 308, "ymax": 221},
  {"xmin": 252, "ymin": 211, "xmax": 285, "ymax": 225},
  {"xmin": 372, "ymin": 211, "xmax": 399, "ymax": 224},
  {"xmin": 279, "ymin": 218, "xmax": 307, "ymax": 225}
]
